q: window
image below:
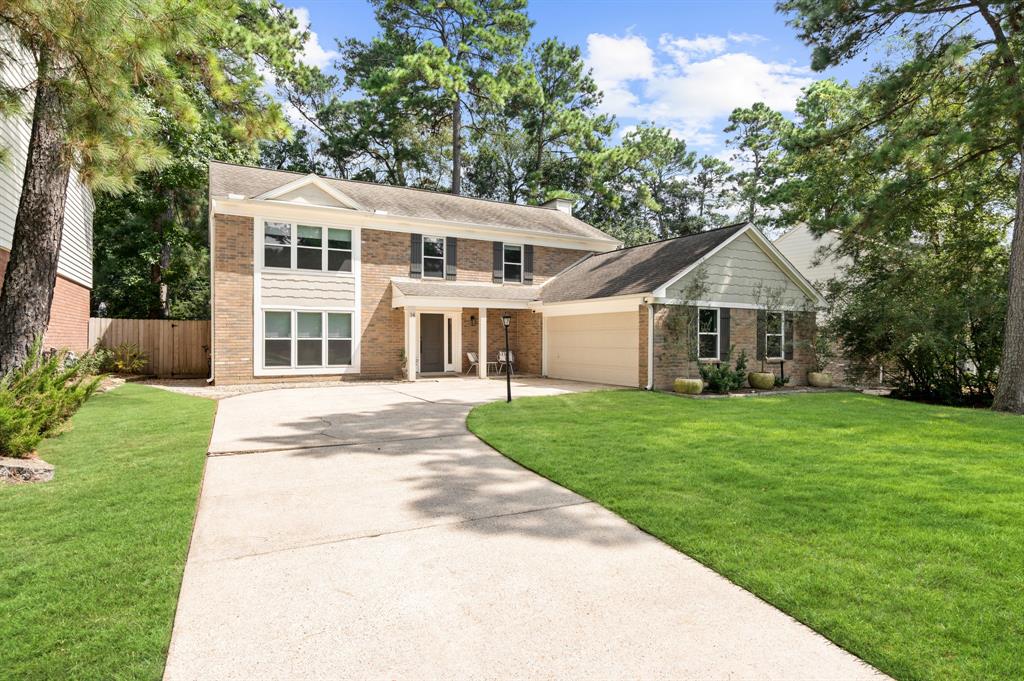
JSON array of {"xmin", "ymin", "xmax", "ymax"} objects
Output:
[
  {"xmin": 503, "ymin": 243, "xmax": 522, "ymax": 283},
  {"xmin": 327, "ymin": 228, "xmax": 352, "ymax": 272},
  {"xmin": 296, "ymin": 226, "xmax": 322, "ymax": 270},
  {"xmin": 263, "ymin": 311, "xmax": 292, "ymax": 367},
  {"xmin": 263, "ymin": 310, "xmax": 353, "ymax": 369},
  {"xmin": 698, "ymin": 308, "xmax": 719, "ymax": 360},
  {"xmin": 263, "ymin": 222, "xmax": 291, "ymax": 268},
  {"xmin": 422, "ymin": 236, "xmax": 445, "ymax": 278},
  {"xmin": 766, "ymin": 311, "xmax": 785, "ymax": 359},
  {"xmin": 262, "ymin": 222, "xmax": 353, "ymax": 272},
  {"xmin": 327, "ymin": 313, "xmax": 352, "ymax": 365}
]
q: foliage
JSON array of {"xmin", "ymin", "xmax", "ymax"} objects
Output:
[
  {"xmin": 468, "ymin": 390, "xmax": 1024, "ymax": 680},
  {"xmin": 724, "ymin": 102, "xmax": 790, "ymax": 233},
  {"xmin": 0, "ymin": 385, "xmax": 214, "ymax": 678},
  {"xmin": 0, "ymin": 341, "xmax": 99, "ymax": 457},
  {"xmin": 774, "ymin": 0, "xmax": 1024, "ymax": 413},
  {"xmin": 699, "ymin": 349, "xmax": 749, "ymax": 393},
  {"xmin": 658, "ymin": 268, "xmax": 709, "ymax": 378},
  {"xmin": 774, "ymin": 372, "xmax": 791, "ymax": 388},
  {"xmin": 803, "ymin": 324, "xmax": 837, "ymax": 374},
  {"xmin": 71, "ymin": 348, "xmax": 115, "ymax": 376},
  {"xmin": 110, "ymin": 343, "xmax": 148, "ymax": 375}
]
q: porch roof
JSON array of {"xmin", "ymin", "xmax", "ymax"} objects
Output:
[{"xmin": 390, "ymin": 278, "xmax": 542, "ymax": 309}]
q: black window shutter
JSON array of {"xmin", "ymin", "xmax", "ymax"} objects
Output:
[
  {"xmin": 492, "ymin": 241, "xmax": 503, "ymax": 283},
  {"xmin": 719, "ymin": 308, "xmax": 730, "ymax": 361},
  {"xmin": 784, "ymin": 313, "xmax": 795, "ymax": 360},
  {"xmin": 756, "ymin": 310, "xmax": 766, "ymax": 360},
  {"xmin": 445, "ymin": 237, "xmax": 457, "ymax": 281},
  {"xmin": 523, "ymin": 244, "xmax": 534, "ymax": 284},
  {"xmin": 410, "ymin": 233, "xmax": 422, "ymax": 278}
]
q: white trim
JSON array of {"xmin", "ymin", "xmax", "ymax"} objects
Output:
[
  {"xmin": 651, "ymin": 223, "xmax": 827, "ymax": 306},
  {"xmin": 645, "ymin": 303, "xmax": 654, "ymax": 390},
  {"xmin": 653, "ymin": 297, "xmax": 807, "ymax": 311},
  {"xmin": 391, "ymin": 291, "xmax": 532, "ymax": 310},
  {"xmin": 502, "ymin": 243, "xmax": 523, "ymax": 284},
  {"xmin": 697, "ymin": 307, "xmax": 720, "ymax": 361},
  {"xmin": 540, "ymin": 295, "xmax": 646, "ymax": 318},
  {"xmin": 415, "ymin": 309, "xmax": 461, "ymax": 373},
  {"xmin": 254, "ymin": 174, "xmax": 367, "ymax": 211},
  {"xmin": 421, "ymin": 234, "xmax": 446, "ymax": 279},
  {"xmin": 213, "ymin": 197, "xmax": 620, "ymax": 251}
]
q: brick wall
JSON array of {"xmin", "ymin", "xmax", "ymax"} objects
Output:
[
  {"xmin": 211, "ymin": 214, "xmax": 255, "ymax": 383},
  {"xmin": 360, "ymin": 228, "xmax": 408, "ymax": 379},
  {"xmin": 638, "ymin": 304, "xmax": 649, "ymax": 388},
  {"xmin": 460, "ymin": 307, "xmax": 543, "ymax": 375},
  {"xmin": 0, "ymin": 247, "xmax": 90, "ymax": 354},
  {"xmin": 650, "ymin": 305, "xmax": 816, "ymax": 390}
]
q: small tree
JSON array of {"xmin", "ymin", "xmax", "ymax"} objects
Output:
[
  {"xmin": 659, "ymin": 267, "xmax": 709, "ymax": 379},
  {"xmin": 751, "ymin": 282, "xmax": 795, "ymax": 373}
]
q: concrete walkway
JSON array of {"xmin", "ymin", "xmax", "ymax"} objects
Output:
[{"xmin": 165, "ymin": 378, "xmax": 885, "ymax": 680}]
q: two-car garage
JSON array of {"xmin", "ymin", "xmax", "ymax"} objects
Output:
[{"xmin": 544, "ymin": 310, "xmax": 639, "ymax": 387}]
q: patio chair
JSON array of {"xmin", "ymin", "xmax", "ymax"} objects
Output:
[
  {"xmin": 465, "ymin": 352, "xmax": 479, "ymax": 375},
  {"xmin": 498, "ymin": 350, "xmax": 515, "ymax": 375}
]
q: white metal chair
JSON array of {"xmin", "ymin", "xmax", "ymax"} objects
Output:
[
  {"xmin": 465, "ymin": 352, "xmax": 479, "ymax": 375},
  {"xmin": 498, "ymin": 350, "xmax": 515, "ymax": 375}
]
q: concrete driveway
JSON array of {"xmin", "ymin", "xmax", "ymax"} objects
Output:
[{"xmin": 165, "ymin": 378, "xmax": 884, "ymax": 680}]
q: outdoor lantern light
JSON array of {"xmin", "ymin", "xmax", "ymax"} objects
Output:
[{"xmin": 501, "ymin": 314, "xmax": 512, "ymax": 402}]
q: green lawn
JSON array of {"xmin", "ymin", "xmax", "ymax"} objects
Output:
[
  {"xmin": 468, "ymin": 391, "xmax": 1024, "ymax": 681},
  {"xmin": 0, "ymin": 384, "xmax": 215, "ymax": 680}
]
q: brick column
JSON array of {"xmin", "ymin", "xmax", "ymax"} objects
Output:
[{"xmin": 478, "ymin": 307, "xmax": 487, "ymax": 378}]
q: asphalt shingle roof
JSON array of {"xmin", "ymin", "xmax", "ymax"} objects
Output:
[
  {"xmin": 540, "ymin": 223, "xmax": 747, "ymax": 303},
  {"xmin": 391, "ymin": 279, "xmax": 542, "ymax": 302},
  {"xmin": 209, "ymin": 161, "xmax": 618, "ymax": 244}
]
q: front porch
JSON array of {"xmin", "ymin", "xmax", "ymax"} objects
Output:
[{"xmin": 391, "ymin": 279, "xmax": 543, "ymax": 381}]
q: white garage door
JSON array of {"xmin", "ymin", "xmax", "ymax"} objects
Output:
[{"xmin": 546, "ymin": 311, "xmax": 639, "ymax": 387}]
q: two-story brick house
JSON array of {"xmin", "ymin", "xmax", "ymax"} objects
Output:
[{"xmin": 209, "ymin": 162, "xmax": 825, "ymax": 388}]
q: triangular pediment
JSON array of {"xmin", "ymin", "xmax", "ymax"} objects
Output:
[{"xmin": 255, "ymin": 174, "xmax": 365, "ymax": 211}]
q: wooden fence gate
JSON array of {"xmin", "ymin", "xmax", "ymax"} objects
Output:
[{"xmin": 88, "ymin": 318, "xmax": 210, "ymax": 378}]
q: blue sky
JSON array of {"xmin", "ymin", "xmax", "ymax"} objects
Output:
[{"xmin": 283, "ymin": 0, "xmax": 868, "ymax": 156}]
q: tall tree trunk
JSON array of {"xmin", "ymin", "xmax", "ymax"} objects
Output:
[
  {"xmin": 993, "ymin": 144, "xmax": 1024, "ymax": 413},
  {"xmin": 0, "ymin": 51, "xmax": 71, "ymax": 374},
  {"xmin": 451, "ymin": 100, "xmax": 462, "ymax": 195}
]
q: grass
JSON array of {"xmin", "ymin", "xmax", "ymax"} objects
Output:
[
  {"xmin": 0, "ymin": 384, "xmax": 215, "ymax": 680},
  {"xmin": 468, "ymin": 390, "xmax": 1024, "ymax": 681}
]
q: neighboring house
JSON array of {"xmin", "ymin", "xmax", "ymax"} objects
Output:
[
  {"xmin": 773, "ymin": 224, "xmax": 850, "ymax": 289},
  {"xmin": 0, "ymin": 41, "xmax": 94, "ymax": 354},
  {"xmin": 208, "ymin": 162, "xmax": 824, "ymax": 388}
]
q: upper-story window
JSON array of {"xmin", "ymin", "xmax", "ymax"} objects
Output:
[
  {"xmin": 423, "ymin": 236, "xmax": 445, "ymax": 278},
  {"xmin": 263, "ymin": 221, "xmax": 352, "ymax": 272},
  {"xmin": 503, "ymin": 243, "xmax": 523, "ymax": 283}
]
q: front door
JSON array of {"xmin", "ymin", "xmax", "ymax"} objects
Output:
[{"xmin": 420, "ymin": 313, "xmax": 445, "ymax": 372}]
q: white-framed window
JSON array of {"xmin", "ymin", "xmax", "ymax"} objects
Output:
[
  {"xmin": 422, "ymin": 236, "xmax": 445, "ymax": 278},
  {"xmin": 262, "ymin": 222, "xmax": 353, "ymax": 273},
  {"xmin": 503, "ymin": 243, "xmax": 523, "ymax": 283},
  {"xmin": 697, "ymin": 308, "xmax": 719, "ymax": 361},
  {"xmin": 766, "ymin": 311, "xmax": 785, "ymax": 359},
  {"xmin": 262, "ymin": 310, "xmax": 354, "ymax": 369}
]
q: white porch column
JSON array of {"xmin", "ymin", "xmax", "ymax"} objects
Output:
[
  {"xmin": 406, "ymin": 307, "xmax": 418, "ymax": 382},
  {"xmin": 477, "ymin": 307, "xmax": 488, "ymax": 378}
]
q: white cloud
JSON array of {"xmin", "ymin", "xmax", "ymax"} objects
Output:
[
  {"xmin": 585, "ymin": 33, "xmax": 655, "ymax": 85},
  {"xmin": 291, "ymin": 7, "xmax": 338, "ymax": 68},
  {"xmin": 585, "ymin": 31, "xmax": 812, "ymax": 151}
]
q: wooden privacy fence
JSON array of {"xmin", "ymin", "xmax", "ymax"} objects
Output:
[{"xmin": 88, "ymin": 318, "xmax": 210, "ymax": 378}]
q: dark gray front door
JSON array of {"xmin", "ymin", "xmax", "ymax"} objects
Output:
[{"xmin": 420, "ymin": 314, "xmax": 445, "ymax": 372}]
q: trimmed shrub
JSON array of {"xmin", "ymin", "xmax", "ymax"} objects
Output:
[
  {"xmin": 0, "ymin": 341, "xmax": 100, "ymax": 458},
  {"xmin": 699, "ymin": 349, "xmax": 749, "ymax": 394}
]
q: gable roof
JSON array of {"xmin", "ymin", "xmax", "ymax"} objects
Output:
[
  {"xmin": 541, "ymin": 223, "xmax": 747, "ymax": 303},
  {"xmin": 209, "ymin": 161, "xmax": 618, "ymax": 244}
]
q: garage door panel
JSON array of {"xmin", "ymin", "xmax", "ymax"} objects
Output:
[{"xmin": 546, "ymin": 311, "xmax": 639, "ymax": 387}]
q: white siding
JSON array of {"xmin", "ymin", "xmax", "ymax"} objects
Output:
[
  {"xmin": 667, "ymin": 232, "xmax": 813, "ymax": 308},
  {"xmin": 546, "ymin": 311, "xmax": 639, "ymax": 387},
  {"xmin": 276, "ymin": 184, "xmax": 347, "ymax": 207},
  {"xmin": 0, "ymin": 39, "xmax": 93, "ymax": 288},
  {"xmin": 774, "ymin": 225, "xmax": 849, "ymax": 287},
  {"xmin": 260, "ymin": 270, "xmax": 356, "ymax": 308}
]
